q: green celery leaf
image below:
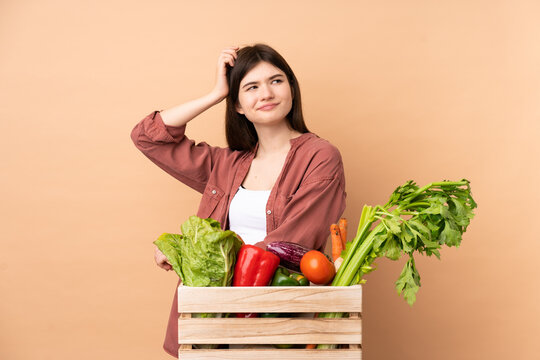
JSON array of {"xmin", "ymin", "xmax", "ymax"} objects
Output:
[
  {"xmin": 383, "ymin": 216, "xmax": 402, "ymax": 235},
  {"xmin": 426, "ymin": 248, "xmax": 441, "ymax": 259},
  {"xmin": 395, "ymin": 255, "xmax": 421, "ymax": 306},
  {"xmin": 449, "ymin": 197, "xmax": 475, "ymax": 228},
  {"xmin": 401, "ymin": 223, "xmax": 414, "ymax": 244},
  {"xmin": 373, "ymin": 231, "xmax": 389, "ymax": 251},
  {"xmin": 423, "ymin": 196, "xmax": 447, "ymax": 216},
  {"xmin": 401, "ymin": 232, "xmax": 415, "ymax": 253},
  {"xmin": 439, "ymin": 220, "xmax": 462, "ymax": 247},
  {"xmin": 387, "ymin": 180, "xmax": 419, "ymax": 206},
  {"xmin": 408, "ymin": 219, "xmax": 431, "ymax": 240},
  {"xmin": 381, "ymin": 235, "xmax": 402, "ymax": 260},
  {"xmin": 426, "ymin": 215, "xmax": 443, "ymax": 237}
]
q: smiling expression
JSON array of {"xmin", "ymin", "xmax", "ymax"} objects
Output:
[{"xmin": 235, "ymin": 61, "xmax": 293, "ymax": 127}]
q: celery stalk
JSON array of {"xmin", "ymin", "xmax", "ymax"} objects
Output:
[{"xmin": 315, "ymin": 179, "xmax": 477, "ymax": 350}]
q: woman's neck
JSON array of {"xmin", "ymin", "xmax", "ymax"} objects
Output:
[{"xmin": 253, "ymin": 121, "xmax": 302, "ymax": 158}]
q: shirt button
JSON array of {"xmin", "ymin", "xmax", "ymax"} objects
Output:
[
  {"xmin": 267, "ymin": 210, "xmax": 272, "ymax": 215},
  {"xmin": 211, "ymin": 190, "xmax": 217, "ymax": 195}
]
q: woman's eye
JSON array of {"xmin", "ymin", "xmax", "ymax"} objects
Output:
[{"xmin": 245, "ymin": 79, "xmax": 281, "ymax": 91}]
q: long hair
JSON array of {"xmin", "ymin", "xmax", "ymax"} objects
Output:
[{"xmin": 225, "ymin": 44, "xmax": 309, "ymax": 151}]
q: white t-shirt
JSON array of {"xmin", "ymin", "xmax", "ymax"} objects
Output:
[
  {"xmin": 228, "ymin": 185, "xmax": 271, "ymax": 245},
  {"xmin": 228, "ymin": 185, "xmax": 314, "ymax": 350}
]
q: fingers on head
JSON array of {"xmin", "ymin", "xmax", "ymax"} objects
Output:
[
  {"xmin": 221, "ymin": 53, "xmax": 235, "ymax": 62},
  {"xmin": 220, "ymin": 55, "xmax": 234, "ymax": 67},
  {"xmin": 222, "ymin": 49, "xmax": 238, "ymax": 58}
]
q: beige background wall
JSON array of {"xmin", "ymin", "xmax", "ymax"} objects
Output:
[{"xmin": 1, "ymin": 1, "xmax": 538, "ymax": 359}]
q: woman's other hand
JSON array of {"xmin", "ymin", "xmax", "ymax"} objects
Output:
[
  {"xmin": 154, "ymin": 246, "xmax": 172, "ymax": 271},
  {"xmin": 211, "ymin": 46, "xmax": 239, "ymax": 102}
]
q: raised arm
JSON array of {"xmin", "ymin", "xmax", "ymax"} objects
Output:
[{"xmin": 130, "ymin": 46, "xmax": 240, "ymax": 193}]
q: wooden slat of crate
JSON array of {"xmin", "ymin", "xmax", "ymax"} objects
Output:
[
  {"xmin": 348, "ymin": 312, "xmax": 361, "ymax": 349},
  {"xmin": 177, "ymin": 285, "xmax": 362, "ymax": 313},
  {"xmin": 178, "ymin": 349, "xmax": 361, "ymax": 360},
  {"xmin": 178, "ymin": 317, "xmax": 361, "ymax": 344}
]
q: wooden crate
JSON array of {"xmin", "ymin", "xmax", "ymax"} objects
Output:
[{"xmin": 177, "ymin": 285, "xmax": 362, "ymax": 359}]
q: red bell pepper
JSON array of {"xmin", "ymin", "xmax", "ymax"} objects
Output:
[{"xmin": 233, "ymin": 245, "xmax": 280, "ymax": 318}]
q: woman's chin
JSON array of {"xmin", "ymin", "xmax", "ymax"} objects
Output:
[{"xmin": 250, "ymin": 118, "xmax": 288, "ymax": 129}]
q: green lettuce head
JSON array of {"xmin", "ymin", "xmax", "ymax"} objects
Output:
[{"xmin": 153, "ymin": 216, "xmax": 243, "ymax": 287}]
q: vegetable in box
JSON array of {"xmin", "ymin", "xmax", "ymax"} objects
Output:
[{"xmin": 153, "ymin": 216, "xmax": 243, "ymax": 349}]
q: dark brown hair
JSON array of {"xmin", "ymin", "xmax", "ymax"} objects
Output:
[{"xmin": 225, "ymin": 44, "xmax": 309, "ymax": 151}]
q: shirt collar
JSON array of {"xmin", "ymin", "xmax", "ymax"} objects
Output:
[
  {"xmin": 251, "ymin": 132, "xmax": 316, "ymax": 155},
  {"xmin": 290, "ymin": 132, "xmax": 317, "ymax": 148}
]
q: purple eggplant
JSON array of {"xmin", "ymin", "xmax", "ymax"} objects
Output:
[{"xmin": 266, "ymin": 241, "xmax": 312, "ymax": 272}]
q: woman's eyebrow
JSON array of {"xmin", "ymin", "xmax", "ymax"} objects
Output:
[{"xmin": 241, "ymin": 74, "xmax": 284, "ymax": 89}]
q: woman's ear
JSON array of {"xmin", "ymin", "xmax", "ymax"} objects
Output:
[{"xmin": 235, "ymin": 102, "xmax": 244, "ymax": 114}]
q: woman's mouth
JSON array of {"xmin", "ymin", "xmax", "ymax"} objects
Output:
[{"xmin": 257, "ymin": 103, "xmax": 278, "ymax": 111}]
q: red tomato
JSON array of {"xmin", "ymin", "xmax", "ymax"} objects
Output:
[{"xmin": 300, "ymin": 250, "xmax": 336, "ymax": 285}]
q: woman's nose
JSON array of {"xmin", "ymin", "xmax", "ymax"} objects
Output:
[{"xmin": 259, "ymin": 84, "xmax": 274, "ymax": 100}]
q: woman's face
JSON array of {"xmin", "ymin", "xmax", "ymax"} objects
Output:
[{"xmin": 235, "ymin": 61, "xmax": 293, "ymax": 127}]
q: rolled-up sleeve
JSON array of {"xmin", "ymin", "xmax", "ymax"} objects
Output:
[{"xmin": 130, "ymin": 111, "xmax": 225, "ymax": 194}]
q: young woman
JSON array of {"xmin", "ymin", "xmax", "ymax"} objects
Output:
[{"xmin": 131, "ymin": 44, "xmax": 346, "ymax": 357}]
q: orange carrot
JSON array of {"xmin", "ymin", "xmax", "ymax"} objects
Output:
[
  {"xmin": 330, "ymin": 224, "xmax": 343, "ymax": 262},
  {"xmin": 339, "ymin": 218, "xmax": 348, "ymax": 248}
]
